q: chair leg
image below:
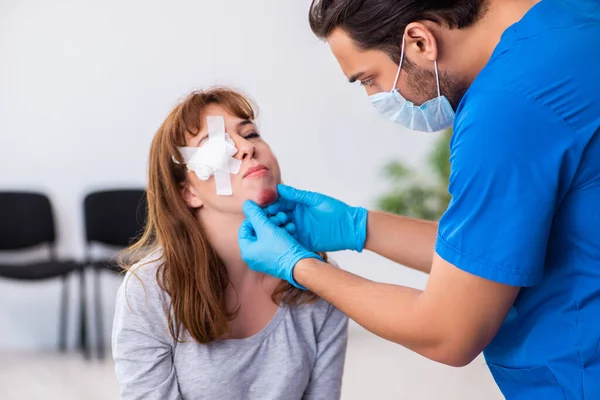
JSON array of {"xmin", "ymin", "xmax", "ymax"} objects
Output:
[
  {"xmin": 94, "ymin": 267, "xmax": 105, "ymax": 360},
  {"xmin": 78, "ymin": 266, "xmax": 90, "ymax": 360},
  {"xmin": 59, "ymin": 274, "xmax": 69, "ymax": 352}
]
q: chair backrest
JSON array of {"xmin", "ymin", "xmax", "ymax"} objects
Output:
[
  {"xmin": 83, "ymin": 189, "xmax": 147, "ymax": 248},
  {"xmin": 0, "ymin": 192, "xmax": 55, "ymax": 250}
]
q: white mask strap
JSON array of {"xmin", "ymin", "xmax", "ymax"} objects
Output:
[
  {"xmin": 390, "ymin": 34, "xmax": 405, "ymax": 92},
  {"xmin": 434, "ymin": 60, "xmax": 441, "ymax": 97},
  {"xmin": 393, "ymin": 34, "xmax": 442, "ymax": 98}
]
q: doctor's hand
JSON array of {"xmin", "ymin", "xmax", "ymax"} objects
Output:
[
  {"xmin": 264, "ymin": 184, "xmax": 368, "ymax": 253},
  {"xmin": 238, "ymin": 201, "xmax": 322, "ymax": 289}
]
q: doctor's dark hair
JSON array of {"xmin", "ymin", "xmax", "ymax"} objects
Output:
[{"xmin": 309, "ymin": 0, "xmax": 489, "ymax": 63}]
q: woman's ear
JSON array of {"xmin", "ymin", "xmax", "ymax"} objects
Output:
[{"xmin": 181, "ymin": 180, "xmax": 204, "ymax": 209}]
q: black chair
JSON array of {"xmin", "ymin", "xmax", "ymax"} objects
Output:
[
  {"xmin": 0, "ymin": 192, "xmax": 82, "ymax": 354},
  {"xmin": 83, "ymin": 189, "xmax": 147, "ymax": 359}
]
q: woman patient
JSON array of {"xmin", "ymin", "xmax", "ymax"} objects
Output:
[{"xmin": 111, "ymin": 87, "xmax": 348, "ymax": 400}]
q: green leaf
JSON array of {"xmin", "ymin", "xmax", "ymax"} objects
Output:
[
  {"xmin": 428, "ymin": 128, "xmax": 452, "ymax": 185},
  {"xmin": 376, "ymin": 128, "xmax": 453, "ymax": 221},
  {"xmin": 382, "ymin": 160, "xmax": 411, "ymax": 180}
]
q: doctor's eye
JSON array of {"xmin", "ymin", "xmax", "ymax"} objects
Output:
[{"xmin": 360, "ymin": 79, "xmax": 373, "ymax": 87}]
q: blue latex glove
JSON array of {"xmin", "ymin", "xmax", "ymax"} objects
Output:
[
  {"xmin": 264, "ymin": 184, "xmax": 368, "ymax": 253},
  {"xmin": 267, "ymin": 211, "xmax": 296, "ymax": 237},
  {"xmin": 238, "ymin": 200, "xmax": 322, "ymax": 289}
]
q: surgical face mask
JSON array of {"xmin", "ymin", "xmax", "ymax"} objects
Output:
[{"xmin": 369, "ymin": 36, "xmax": 455, "ymax": 132}]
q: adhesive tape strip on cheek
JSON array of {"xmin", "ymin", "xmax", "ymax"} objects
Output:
[
  {"xmin": 176, "ymin": 116, "xmax": 242, "ymax": 196},
  {"xmin": 207, "ymin": 116, "xmax": 241, "ymax": 195}
]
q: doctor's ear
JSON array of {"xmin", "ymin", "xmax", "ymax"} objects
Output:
[
  {"xmin": 180, "ymin": 179, "xmax": 204, "ymax": 209},
  {"xmin": 404, "ymin": 22, "xmax": 439, "ymax": 64}
]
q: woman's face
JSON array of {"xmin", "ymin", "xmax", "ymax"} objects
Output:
[{"xmin": 180, "ymin": 103, "xmax": 282, "ymax": 214}]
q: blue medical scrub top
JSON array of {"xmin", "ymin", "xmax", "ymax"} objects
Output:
[{"xmin": 435, "ymin": 0, "xmax": 600, "ymax": 398}]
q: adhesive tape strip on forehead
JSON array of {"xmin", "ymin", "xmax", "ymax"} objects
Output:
[{"xmin": 177, "ymin": 116, "xmax": 242, "ymax": 196}]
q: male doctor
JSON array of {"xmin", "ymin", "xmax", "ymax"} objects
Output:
[{"xmin": 238, "ymin": 0, "xmax": 600, "ymax": 398}]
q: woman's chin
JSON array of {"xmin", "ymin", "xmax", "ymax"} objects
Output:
[{"xmin": 252, "ymin": 187, "xmax": 278, "ymax": 207}]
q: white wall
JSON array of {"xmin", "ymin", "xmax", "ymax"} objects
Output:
[{"xmin": 0, "ymin": 0, "xmax": 440, "ymax": 350}]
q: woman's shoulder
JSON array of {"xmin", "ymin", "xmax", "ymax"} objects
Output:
[
  {"xmin": 290, "ymin": 297, "xmax": 346, "ymax": 323},
  {"xmin": 112, "ymin": 249, "xmax": 174, "ymax": 349},
  {"xmin": 287, "ymin": 258, "xmax": 348, "ymax": 328},
  {"xmin": 116, "ymin": 249, "xmax": 169, "ymax": 313}
]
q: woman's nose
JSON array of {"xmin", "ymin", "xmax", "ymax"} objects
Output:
[{"xmin": 232, "ymin": 135, "xmax": 255, "ymax": 160}]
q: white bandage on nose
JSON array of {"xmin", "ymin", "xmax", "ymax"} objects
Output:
[{"xmin": 177, "ymin": 116, "xmax": 242, "ymax": 196}]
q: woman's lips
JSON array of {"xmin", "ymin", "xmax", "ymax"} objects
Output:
[{"xmin": 244, "ymin": 165, "xmax": 269, "ymax": 178}]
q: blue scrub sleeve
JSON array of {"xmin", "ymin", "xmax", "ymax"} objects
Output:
[{"xmin": 436, "ymin": 90, "xmax": 578, "ymax": 287}]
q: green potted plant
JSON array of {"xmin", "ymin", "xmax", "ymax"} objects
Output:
[{"xmin": 377, "ymin": 129, "xmax": 452, "ymax": 221}]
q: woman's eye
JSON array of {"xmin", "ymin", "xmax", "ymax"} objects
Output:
[
  {"xmin": 197, "ymin": 136, "xmax": 208, "ymax": 147},
  {"xmin": 244, "ymin": 132, "xmax": 260, "ymax": 139},
  {"xmin": 360, "ymin": 79, "xmax": 373, "ymax": 87}
]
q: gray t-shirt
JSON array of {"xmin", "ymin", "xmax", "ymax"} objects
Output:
[{"xmin": 111, "ymin": 257, "xmax": 348, "ymax": 400}]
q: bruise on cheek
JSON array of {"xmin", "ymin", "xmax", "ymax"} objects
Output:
[{"xmin": 257, "ymin": 188, "xmax": 277, "ymax": 207}]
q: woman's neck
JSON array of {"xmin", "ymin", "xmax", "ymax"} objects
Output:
[
  {"xmin": 196, "ymin": 208, "xmax": 271, "ymax": 292},
  {"xmin": 195, "ymin": 207, "xmax": 282, "ymax": 340}
]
